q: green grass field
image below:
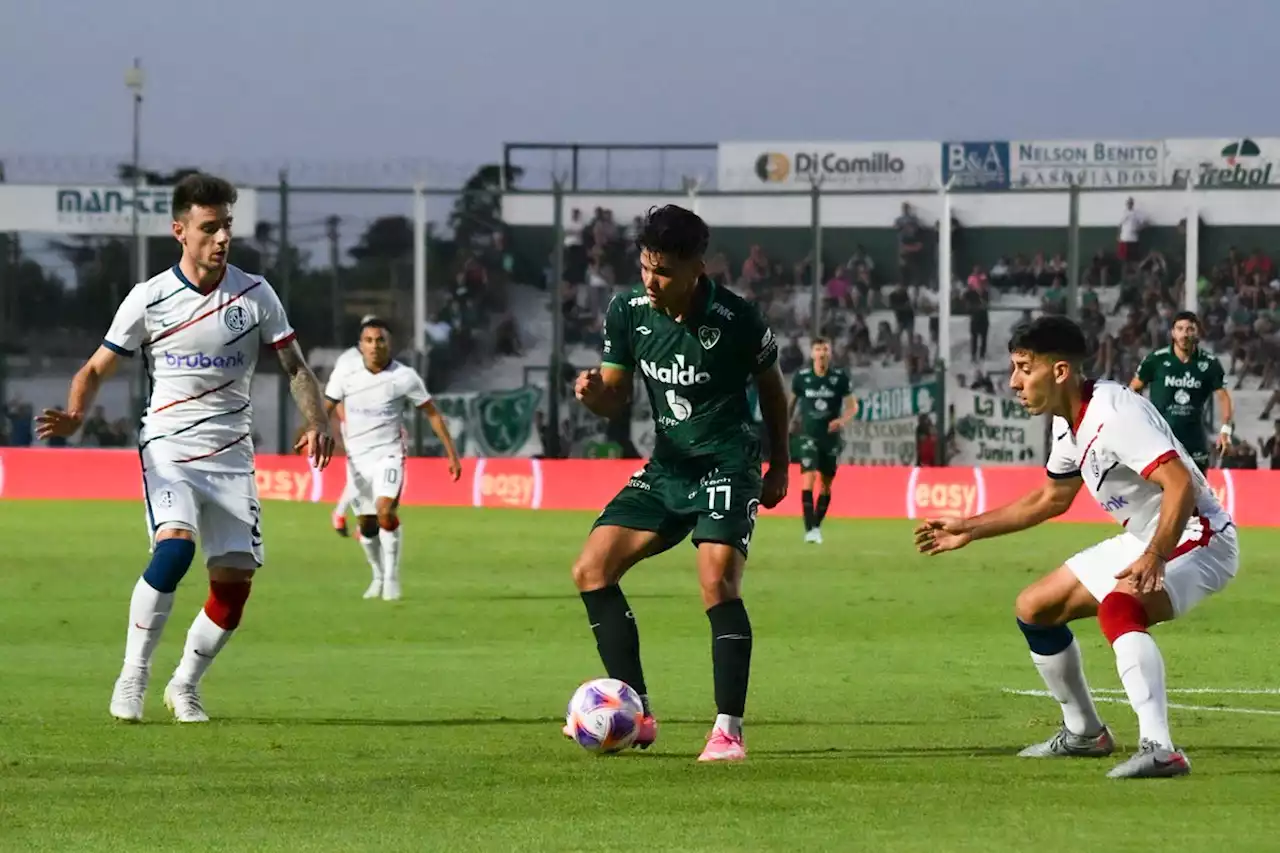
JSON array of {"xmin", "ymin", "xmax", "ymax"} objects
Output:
[{"xmin": 1, "ymin": 501, "xmax": 1278, "ymax": 853}]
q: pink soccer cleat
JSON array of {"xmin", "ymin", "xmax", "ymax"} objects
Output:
[
  {"xmin": 697, "ymin": 728, "xmax": 746, "ymax": 762},
  {"xmin": 332, "ymin": 513, "xmax": 349, "ymax": 537},
  {"xmin": 632, "ymin": 714, "xmax": 658, "ymax": 750}
]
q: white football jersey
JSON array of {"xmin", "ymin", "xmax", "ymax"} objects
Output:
[
  {"xmin": 331, "ymin": 347, "xmax": 363, "ymax": 380},
  {"xmin": 324, "ymin": 360, "xmax": 430, "ymax": 461},
  {"xmin": 103, "ymin": 264, "xmax": 294, "ymax": 473},
  {"xmin": 1045, "ymin": 380, "xmax": 1230, "ymax": 541}
]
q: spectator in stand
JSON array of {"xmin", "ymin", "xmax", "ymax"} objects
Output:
[
  {"xmin": 1245, "ymin": 247, "xmax": 1274, "ymax": 284},
  {"xmin": 964, "ymin": 274, "xmax": 990, "ymax": 364},
  {"xmin": 846, "ymin": 244, "xmax": 874, "ymax": 282},
  {"xmin": 916, "ymin": 414, "xmax": 938, "ymax": 467},
  {"xmin": 4, "ymin": 401, "xmax": 33, "ymax": 446},
  {"xmin": 988, "ymin": 256, "xmax": 1011, "ymax": 291},
  {"xmin": 894, "ymin": 203, "xmax": 925, "ymax": 289},
  {"xmin": 564, "ymin": 208, "xmax": 587, "ymax": 284},
  {"xmin": 1117, "ymin": 196, "xmax": 1145, "ymax": 264},
  {"xmin": 905, "ymin": 333, "xmax": 931, "ymax": 383},
  {"xmin": 1041, "ymin": 276, "xmax": 1068, "ymax": 315},
  {"xmin": 888, "ymin": 281, "xmax": 914, "ymax": 340},
  {"xmin": 778, "ymin": 337, "xmax": 804, "ymax": 375},
  {"xmin": 740, "ymin": 244, "xmax": 771, "ymax": 288},
  {"xmin": 1261, "ymin": 420, "xmax": 1280, "ymax": 469},
  {"xmin": 81, "ymin": 405, "xmax": 113, "ymax": 446},
  {"xmin": 825, "ymin": 264, "xmax": 853, "ymax": 310},
  {"xmin": 852, "ymin": 262, "xmax": 876, "ymax": 309}
]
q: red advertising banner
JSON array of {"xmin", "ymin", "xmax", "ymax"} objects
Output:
[{"xmin": 1, "ymin": 448, "xmax": 1276, "ymax": 527}]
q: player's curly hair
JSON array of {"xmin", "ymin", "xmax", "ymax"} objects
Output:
[
  {"xmin": 171, "ymin": 172, "xmax": 238, "ymax": 219},
  {"xmin": 1008, "ymin": 315, "xmax": 1088, "ymax": 360},
  {"xmin": 635, "ymin": 205, "xmax": 709, "ymax": 261}
]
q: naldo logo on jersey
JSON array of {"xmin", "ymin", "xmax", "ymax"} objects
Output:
[
  {"xmin": 1163, "ymin": 374, "xmax": 1202, "ymax": 389},
  {"xmin": 640, "ymin": 353, "xmax": 710, "ymax": 386}
]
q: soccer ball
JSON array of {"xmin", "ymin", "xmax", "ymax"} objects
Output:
[{"xmin": 565, "ymin": 677, "xmax": 644, "ymax": 754}]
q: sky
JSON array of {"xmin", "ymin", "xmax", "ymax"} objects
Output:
[
  {"xmin": 3, "ymin": 0, "xmax": 1277, "ymax": 183},
  {"xmin": 2, "ymin": 0, "xmax": 1277, "ymax": 270}
]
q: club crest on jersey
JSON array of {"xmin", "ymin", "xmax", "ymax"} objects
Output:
[
  {"xmin": 698, "ymin": 326, "xmax": 721, "ymax": 350},
  {"xmin": 1198, "ymin": 360, "xmax": 1209, "ymax": 371},
  {"xmin": 224, "ymin": 305, "xmax": 250, "ymax": 333}
]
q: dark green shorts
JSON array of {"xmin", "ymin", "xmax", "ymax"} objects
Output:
[
  {"xmin": 593, "ymin": 464, "xmax": 762, "ymax": 557},
  {"xmin": 796, "ymin": 434, "xmax": 841, "ymax": 478}
]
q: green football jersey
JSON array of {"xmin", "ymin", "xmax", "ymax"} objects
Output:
[
  {"xmin": 601, "ymin": 279, "xmax": 778, "ymax": 472},
  {"xmin": 791, "ymin": 366, "xmax": 853, "ymax": 438},
  {"xmin": 1135, "ymin": 346, "xmax": 1224, "ymax": 450}
]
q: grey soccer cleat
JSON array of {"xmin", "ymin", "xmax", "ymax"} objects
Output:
[
  {"xmin": 1106, "ymin": 738, "xmax": 1191, "ymax": 779},
  {"xmin": 1018, "ymin": 724, "xmax": 1116, "ymax": 758}
]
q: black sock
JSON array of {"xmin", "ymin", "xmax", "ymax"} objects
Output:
[
  {"xmin": 814, "ymin": 493, "xmax": 831, "ymax": 527},
  {"xmin": 580, "ymin": 585, "xmax": 647, "ymax": 698},
  {"xmin": 707, "ymin": 598, "xmax": 752, "ymax": 717},
  {"xmin": 801, "ymin": 490, "xmax": 814, "ymax": 530}
]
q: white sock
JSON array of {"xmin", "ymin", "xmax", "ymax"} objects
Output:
[
  {"xmin": 172, "ymin": 609, "xmax": 234, "ymax": 686},
  {"xmin": 379, "ymin": 527, "xmax": 402, "ymax": 584},
  {"xmin": 333, "ymin": 493, "xmax": 353, "ymax": 519},
  {"xmin": 1031, "ymin": 638, "xmax": 1105, "ymax": 735},
  {"xmin": 1113, "ymin": 631, "xmax": 1173, "ymax": 750},
  {"xmin": 123, "ymin": 577, "xmax": 175, "ymax": 673},
  {"xmin": 358, "ymin": 535, "xmax": 382, "ymax": 581},
  {"xmin": 714, "ymin": 713, "xmax": 743, "ymax": 738}
]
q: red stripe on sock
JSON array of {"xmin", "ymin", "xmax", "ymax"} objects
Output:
[
  {"xmin": 205, "ymin": 581, "xmax": 252, "ymax": 630},
  {"xmin": 1098, "ymin": 591, "xmax": 1148, "ymax": 645}
]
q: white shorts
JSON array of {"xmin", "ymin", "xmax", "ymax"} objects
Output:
[
  {"xmin": 1065, "ymin": 517, "xmax": 1238, "ymax": 617},
  {"xmin": 142, "ymin": 465, "xmax": 264, "ymax": 567},
  {"xmin": 346, "ymin": 454, "xmax": 406, "ymax": 516}
]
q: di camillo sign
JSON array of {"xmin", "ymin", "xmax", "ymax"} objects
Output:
[
  {"xmin": 717, "ymin": 141, "xmax": 938, "ymax": 191},
  {"xmin": 0, "ymin": 184, "xmax": 259, "ymax": 235}
]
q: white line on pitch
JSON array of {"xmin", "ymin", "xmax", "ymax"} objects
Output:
[{"xmin": 1003, "ymin": 688, "xmax": 1280, "ymax": 717}]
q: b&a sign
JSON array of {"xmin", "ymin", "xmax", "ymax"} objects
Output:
[{"xmin": 942, "ymin": 141, "xmax": 1010, "ymax": 189}]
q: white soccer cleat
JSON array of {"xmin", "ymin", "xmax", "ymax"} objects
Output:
[
  {"xmin": 381, "ymin": 577, "xmax": 401, "ymax": 601},
  {"xmin": 110, "ymin": 670, "xmax": 149, "ymax": 722},
  {"xmin": 804, "ymin": 529, "xmax": 820, "ymax": 544},
  {"xmin": 811, "ymin": 528, "xmax": 824, "ymax": 544},
  {"xmin": 163, "ymin": 680, "xmax": 209, "ymax": 723},
  {"xmin": 362, "ymin": 579, "xmax": 383, "ymax": 599},
  {"xmin": 1019, "ymin": 724, "xmax": 1115, "ymax": 758}
]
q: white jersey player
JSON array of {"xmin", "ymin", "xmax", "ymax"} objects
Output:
[
  {"xmin": 37, "ymin": 173, "xmax": 334, "ymax": 724},
  {"xmin": 328, "ymin": 339, "xmax": 369, "ymax": 537},
  {"xmin": 323, "ymin": 318, "xmax": 462, "ymax": 600},
  {"xmin": 914, "ymin": 316, "xmax": 1237, "ymax": 779}
]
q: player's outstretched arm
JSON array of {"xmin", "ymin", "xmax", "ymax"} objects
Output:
[
  {"xmin": 1214, "ymin": 386, "xmax": 1234, "ymax": 449},
  {"xmin": 420, "ymin": 399, "xmax": 463, "ymax": 481},
  {"xmin": 755, "ymin": 362, "xmax": 791, "ymax": 508},
  {"xmin": 575, "ymin": 365, "xmax": 632, "ymax": 420},
  {"xmin": 916, "ymin": 476, "xmax": 1082, "ymax": 555},
  {"xmin": 36, "ymin": 346, "xmax": 121, "ymax": 439},
  {"xmin": 277, "ymin": 340, "xmax": 334, "ymax": 468}
]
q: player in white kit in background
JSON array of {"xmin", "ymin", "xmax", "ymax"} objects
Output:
[
  {"xmin": 914, "ymin": 316, "xmax": 1238, "ymax": 779},
  {"xmin": 326, "ymin": 329, "xmax": 373, "ymax": 537},
  {"xmin": 37, "ymin": 173, "xmax": 335, "ymax": 724},
  {"xmin": 323, "ymin": 318, "xmax": 462, "ymax": 600}
]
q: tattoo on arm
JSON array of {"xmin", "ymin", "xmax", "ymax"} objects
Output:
[{"xmin": 276, "ymin": 341, "xmax": 328, "ymax": 431}]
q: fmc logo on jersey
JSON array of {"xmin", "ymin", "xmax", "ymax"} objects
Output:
[
  {"xmin": 640, "ymin": 354, "xmax": 710, "ymax": 386},
  {"xmin": 163, "ymin": 351, "xmax": 246, "ymax": 370}
]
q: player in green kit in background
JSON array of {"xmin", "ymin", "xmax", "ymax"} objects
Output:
[
  {"xmin": 1130, "ymin": 311, "xmax": 1234, "ymax": 472},
  {"xmin": 569, "ymin": 205, "xmax": 790, "ymax": 763},
  {"xmin": 788, "ymin": 338, "xmax": 858, "ymax": 544}
]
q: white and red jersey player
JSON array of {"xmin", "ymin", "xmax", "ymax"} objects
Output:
[
  {"xmin": 323, "ymin": 358, "xmax": 430, "ymax": 516},
  {"xmin": 1046, "ymin": 380, "xmax": 1238, "ymax": 616},
  {"xmin": 104, "ymin": 263, "xmax": 296, "ymax": 564}
]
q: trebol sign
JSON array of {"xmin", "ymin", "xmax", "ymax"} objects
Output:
[{"xmin": 1165, "ymin": 137, "xmax": 1280, "ymax": 188}]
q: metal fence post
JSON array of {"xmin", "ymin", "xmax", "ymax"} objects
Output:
[
  {"xmin": 547, "ymin": 178, "xmax": 566, "ymax": 458},
  {"xmin": 275, "ymin": 169, "xmax": 291, "ymax": 454},
  {"xmin": 1066, "ymin": 182, "xmax": 1081, "ymax": 321},
  {"xmin": 810, "ymin": 179, "xmax": 823, "ymax": 340}
]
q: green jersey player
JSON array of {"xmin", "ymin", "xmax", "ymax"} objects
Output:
[
  {"xmin": 1130, "ymin": 311, "xmax": 1233, "ymax": 473},
  {"xmin": 569, "ymin": 205, "xmax": 790, "ymax": 763},
  {"xmin": 787, "ymin": 338, "xmax": 857, "ymax": 544}
]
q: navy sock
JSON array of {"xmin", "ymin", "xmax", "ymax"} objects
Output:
[
  {"xmin": 580, "ymin": 585, "xmax": 647, "ymax": 697},
  {"xmin": 801, "ymin": 490, "xmax": 815, "ymax": 530},
  {"xmin": 141, "ymin": 538, "xmax": 196, "ymax": 593},
  {"xmin": 708, "ymin": 599, "xmax": 753, "ymax": 717},
  {"xmin": 1016, "ymin": 618, "xmax": 1074, "ymax": 656},
  {"xmin": 814, "ymin": 493, "xmax": 831, "ymax": 527}
]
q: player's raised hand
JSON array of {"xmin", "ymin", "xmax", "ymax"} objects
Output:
[
  {"xmin": 760, "ymin": 463, "xmax": 788, "ymax": 508},
  {"xmin": 1115, "ymin": 551, "xmax": 1165, "ymax": 595},
  {"xmin": 295, "ymin": 427, "xmax": 335, "ymax": 471},
  {"xmin": 35, "ymin": 408, "xmax": 82, "ymax": 440},
  {"xmin": 913, "ymin": 518, "xmax": 972, "ymax": 555}
]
